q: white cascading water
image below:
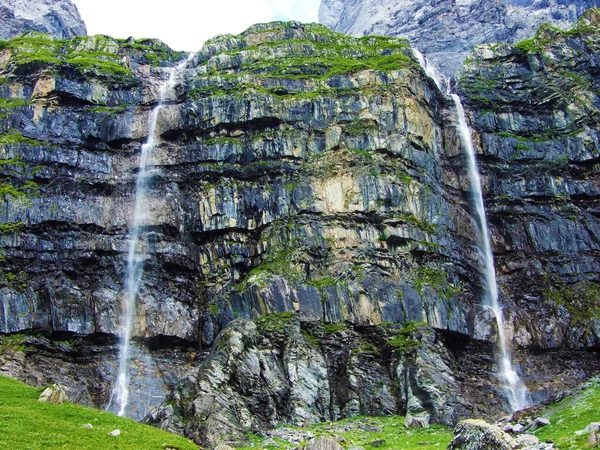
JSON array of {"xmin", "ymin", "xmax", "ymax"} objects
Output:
[
  {"xmin": 108, "ymin": 54, "xmax": 194, "ymax": 417},
  {"xmin": 413, "ymin": 49, "xmax": 529, "ymax": 412}
]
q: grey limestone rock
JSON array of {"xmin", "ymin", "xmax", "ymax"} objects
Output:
[
  {"xmin": 0, "ymin": 0, "xmax": 86, "ymax": 40},
  {"xmin": 305, "ymin": 437, "xmax": 345, "ymax": 450},
  {"xmin": 1, "ymin": 15, "xmax": 600, "ymax": 449},
  {"xmin": 318, "ymin": 0, "xmax": 595, "ymax": 75},
  {"xmin": 38, "ymin": 383, "xmax": 68, "ymax": 404},
  {"xmin": 516, "ymin": 434, "xmax": 541, "ymax": 446},
  {"xmin": 448, "ymin": 419, "xmax": 520, "ymax": 450}
]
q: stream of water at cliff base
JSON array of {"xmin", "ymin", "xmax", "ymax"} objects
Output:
[
  {"xmin": 107, "ymin": 54, "xmax": 194, "ymax": 417},
  {"xmin": 413, "ymin": 49, "xmax": 530, "ymax": 412}
]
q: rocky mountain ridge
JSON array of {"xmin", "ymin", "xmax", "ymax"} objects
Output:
[
  {"xmin": 319, "ymin": 0, "xmax": 598, "ymax": 75},
  {"xmin": 0, "ymin": 0, "xmax": 86, "ymax": 41},
  {"xmin": 0, "ymin": 8, "xmax": 598, "ymax": 449}
]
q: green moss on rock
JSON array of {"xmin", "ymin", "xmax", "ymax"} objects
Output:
[{"xmin": 0, "ymin": 32, "xmax": 137, "ymax": 83}]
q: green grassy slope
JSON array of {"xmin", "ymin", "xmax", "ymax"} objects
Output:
[
  {"xmin": 3, "ymin": 373, "xmax": 600, "ymax": 449},
  {"xmin": 238, "ymin": 416, "xmax": 454, "ymax": 450},
  {"xmin": 534, "ymin": 377, "xmax": 600, "ymax": 449},
  {"xmin": 0, "ymin": 375, "xmax": 198, "ymax": 450}
]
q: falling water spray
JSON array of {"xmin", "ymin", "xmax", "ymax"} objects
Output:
[
  {"xmin": 107, "ymin": 54, "xmax": 194, "ymax": 417},
  {"xmin": 413, "ymin": 49, "xmax": 530, "ymax": 412}
]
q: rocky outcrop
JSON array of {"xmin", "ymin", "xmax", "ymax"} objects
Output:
[
  {"xmin": 0, "ymin": 0, "xmax": 86, "ymax": 41},
  {"xmin": 456, "ymin": 9, "xmax": 600, "ymax": 357},
  {"xmin": 318, "ymin": 0, "xmax": 596, "ymax": 76},
  {"xmin": 0, "ymin": 13, "xmax": 600, "ymax": 448},
  {"xmin": 146, "ymin": 317, "xmax": 479, "ymax": 447}
]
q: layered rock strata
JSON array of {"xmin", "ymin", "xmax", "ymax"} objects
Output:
[
  {"xmin": 319, "ymin": 0, "xmax": 596, "ymax": 75},
  {"xmin": 0, "ymin": 15, "xmax": 598, "ymax": 446},
  {"xmin": 456, "ymin": 8, "xmax": 600, "ymax": 355}
]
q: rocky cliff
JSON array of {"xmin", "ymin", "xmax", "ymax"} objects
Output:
[
  {"xmin": 0, "ymin": 11, "xmax": 599, "ymax": 449},
  {"xmin": 456, "ymin": 9, "xmax": 600, "ymax": 350},
  {"xmin": 0, "ymin": 0, "xmax": 86, "ymax": 41},
  {"xmin": 319, "ymin": 0, "xmax": 597, "ymax": 76}
]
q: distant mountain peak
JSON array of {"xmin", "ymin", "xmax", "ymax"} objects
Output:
[{"xmin": 0, "ymin": 0, "xmax": 86, "ymax": 41}]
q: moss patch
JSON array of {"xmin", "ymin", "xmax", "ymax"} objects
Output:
[{"xmin": 0, "ymin": 32, "xmax": 136, "ymax": 83}]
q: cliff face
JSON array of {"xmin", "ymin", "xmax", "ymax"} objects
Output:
[
  {"xmin": 318, "ymin": 0, "xmax": 596, "ymax": 75},
  {"xmin": 0, "ymin": 0, "xmax": 86, "ymax": 41},
  {"xmin": 456, "ymin": 9, "xmax": 600, "ymax": 350},
  {"xmin": 0, "ymin": 12, "xmax": 599, "ymax": 448}
]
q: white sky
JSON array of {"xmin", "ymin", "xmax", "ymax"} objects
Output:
[{"xmin": 71, "ymin": 0, "xmax": 322, "ymax": 52}]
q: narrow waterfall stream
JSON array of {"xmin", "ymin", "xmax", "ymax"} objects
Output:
[
  {"xmin": 413, "ymin": 50, "xmax": 530, "ymax": 412},
  {"xmin": 108, "ymin": 55, "xmax": 194, "ymax": 417}
]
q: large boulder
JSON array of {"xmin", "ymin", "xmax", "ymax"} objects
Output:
[
  {"xmin": 38, "ymin": 383, "xmax": 68, "ymax": 404},
  {"xmin": 448, "ymin": 419, "xmax": 519, "ymax": 450}
]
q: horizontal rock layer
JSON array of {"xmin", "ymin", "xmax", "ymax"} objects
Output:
[
  {"xmin": 456, "ymin": 9, "xmax": 600, "ymax": 351},
  {"xmin": 0, "ymin": 16, "xmax": 598, "ymax": 444}
]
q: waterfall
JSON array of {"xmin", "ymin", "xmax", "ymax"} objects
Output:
[
  {"xmin": 412, "ymin": 49, "xmax": 445, "ymax": 93},
  {"xmin": 413, "ymin": 49, "xmax": 530, "ymax": 412},
  {"xmin": 107, "ymin": 54, "xmax": 194, "ymax": 417}
]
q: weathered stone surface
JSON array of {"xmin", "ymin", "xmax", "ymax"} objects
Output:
[
  {"xmin": 455, "ymin": 11, "xmax": 600, "ymax": 404},
  {"xmin": 319, "ymin": 0, "xmax": 595, "ymax": 76},
  {"xmin": 535, "ymin": 418, "xmax": 550, "ymax": 427},
  {"xmin": 448, "ymin": 419, "xmax": 519, "ymax": 450},
  {"xmin": 404, "ymin": 412, "xmax": 430, "ymax": 429},
  {"xmin": 38, "ymin": 383, "xmax": 67, "ymax": 404},
  {"xmin": 516, "ymin": 434, "xmax": 541, "ymax": 446},
  {"xmin": 305, "ymin": 437, "xmax": 345, "ymax": 450},
  {"xmin": 0, "ymin": 13, "xmax": 599, "ymax": 449},
  {"xmin": 575, "ymin": 422, "xmax": 600, "ymax": 436},
  {"xmin": 0, "ymin": 0, "xmax": 86, "ymax": 40}
]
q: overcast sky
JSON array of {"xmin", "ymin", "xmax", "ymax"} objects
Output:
[{"xmin": 71, "ymin": 0, "xmax": 322, "ymax": 51}]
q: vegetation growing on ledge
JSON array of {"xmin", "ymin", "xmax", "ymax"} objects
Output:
[
  {"xmin": 0, "ymin": 130, "xmax": 43, "ymax": 146},
  {"xmin": 386, "ymin": 321, "xmax": 428, "ymax": 353},
  {"xmin": 0, "ymin": 334, "xmax": 27, "ymax": 352},
  {"xmin": 0, "ymin": 97, "xmax": 30, "ymax": 117},
  {"xmin": 118, "ymin": 37, "xmax": 187, "ymax": 66},
  {"xmin": 514, "ymin": 8, "xmax": 600, "ymax": 53},
  {"xmin": 254, "ymin": 311, "xmax": 296, "ymax": 333},
  {"xmin": 188, "ymin": 21, "xmax": 418, "ymax": 101},
  {"xmin": 541, "ymin": 274, "xmax": 600, "ymax": 323},
  {"xmin": 0, "ymin": 32, "xmax": 137, "ymax": 83},
  {"xmin": 413, "ymin": 266, "xmax": 461, "ymax": 300},
  {"xmin": 0, "ymin": 153, "xmax": 39, "ymax": 289}
]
